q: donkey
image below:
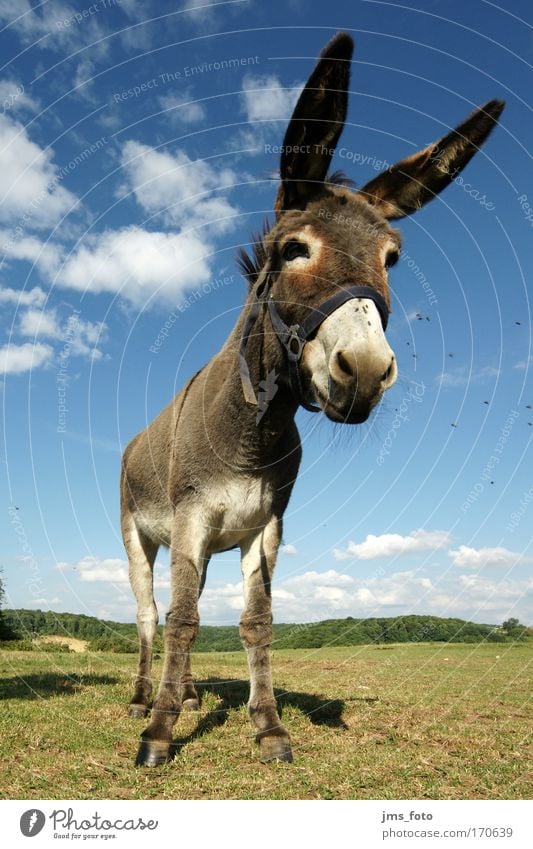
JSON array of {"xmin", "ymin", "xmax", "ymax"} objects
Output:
[{"xmin": 121, "ymin": 32, "xmax": 504, "ymax": 766}]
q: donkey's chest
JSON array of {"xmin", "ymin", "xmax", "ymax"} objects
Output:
[{"xmin": 205, "ymin": 475, "xmax": 274, "ymax": 552}]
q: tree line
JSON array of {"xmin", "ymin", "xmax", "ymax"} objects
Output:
[{"xmin": 2, "ymin": 607, "xmax": 531, "ymax": 652}]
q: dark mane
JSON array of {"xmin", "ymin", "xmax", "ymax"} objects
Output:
[
  {"xmin": 325, "ymin": 169, "xmax": 357, "ymax": 189},
  {"xmin": 237, "ymin": 218, "xmax": 271, "ymax": 288}
]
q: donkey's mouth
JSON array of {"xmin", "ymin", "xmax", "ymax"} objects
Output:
[{"xmin": 313, "ymin": 385, "xmax": 377, "ymax": 424}]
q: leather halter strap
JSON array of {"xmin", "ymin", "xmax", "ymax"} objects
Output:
[{"xmin": 239, "ymin": 277, "xmax": 390, "ymax": 413}]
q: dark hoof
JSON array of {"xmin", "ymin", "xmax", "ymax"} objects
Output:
[
  {"xmin": 259, "ymin": 736, "xmax": 293, "ymax": 764},
  {"xmin": 135, "ymin": 738, "xmax": 170, "ymax": 767},
  {"xmin": 128, "ymin": 703, "xmax": 149, "ymax": 719},
  {"xmin": 182, "ymin": 698, "xmax": 200, "ymax": 712}
]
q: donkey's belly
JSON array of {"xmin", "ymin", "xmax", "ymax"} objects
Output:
[
  {"xmin": 133, "ymin": 475, "xmax": 273, "ymax": 552},
  {"xmin": 134, "ymin": 507, "xmax": 173, "ymax": 548}
]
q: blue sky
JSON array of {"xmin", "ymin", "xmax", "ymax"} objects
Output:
[{"xmin": 1, "ymin": 0, "xmax": 532, "ymax": 627}]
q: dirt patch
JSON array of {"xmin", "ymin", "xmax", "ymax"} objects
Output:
[{"xmin": 33, "ymin": 636, "xmax": 88, "ymax": 653}]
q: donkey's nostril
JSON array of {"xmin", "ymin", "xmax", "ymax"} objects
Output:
[
  {"xmin": 336, "ymin": 350, "xmax": 355, "ymax": 378},
  {"xmin": 381, "ymin": 357, "xmax": 396, "ymax": 385}
]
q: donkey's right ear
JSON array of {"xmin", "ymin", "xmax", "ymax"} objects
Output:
[{"xmin": 275, "ymin": 32, "xmax": 354, "ymax": 215}]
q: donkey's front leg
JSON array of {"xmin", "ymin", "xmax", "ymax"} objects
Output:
[
  {"xmin": 135, "ymin": 521, "xmax": 205, "ymax": 767},
  {"xmin": 240, "ymin": 517, "xmax": 292, "ymax": 763},
  {"xmin": 122, "ymin": 516, "xmax": 159, "ymax": 719}
]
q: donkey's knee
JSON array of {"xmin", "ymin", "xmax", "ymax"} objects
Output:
[
  {"xmin": 239, "ymin": 614, "xmax": 272, "ymax": 649},
  {"xmin": 166, "ymin": 610, "xmax": 199, "ymax": 651}
]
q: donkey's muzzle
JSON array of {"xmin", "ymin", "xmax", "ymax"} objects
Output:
[{"xmin": 323, "ymin": 343, "xmax": 397, "ymax": 423}]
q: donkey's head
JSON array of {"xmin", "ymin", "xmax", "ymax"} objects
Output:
[{"xmin": 241, "ymin": 33, "xmax": 504, "ymax": 424}]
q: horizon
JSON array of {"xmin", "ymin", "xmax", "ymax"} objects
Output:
[{"xmin": 2, "ymin": 605, "xmax": 522, "ymax": 631}]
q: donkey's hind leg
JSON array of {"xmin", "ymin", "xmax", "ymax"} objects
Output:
[
  {"xmin": 180, "ymin": 555, "xmax": 209, "ymax": 711},
  {"xmin": 240, "ymin": 518, "xmax": 292, "ymax": 763},
  {"xmin": 122, "ymin": 516, "xmax": 159, "ymax": 718}
]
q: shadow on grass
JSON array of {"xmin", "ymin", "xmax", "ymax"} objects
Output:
[
  {"xmin": 169, "ymin": 676, "xmax": 348, "ymax": 758},
  {"xmin": 0, "ymin": 673, "xmax": 119, "ymax": 700}
]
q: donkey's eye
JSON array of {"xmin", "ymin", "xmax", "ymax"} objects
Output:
[
  {"xmin": 282, "ymin": 240, "xmax": 310, "ymax": 262},
  {"xmin": 385, "ymin": 250, "xmax": 399, "ymax": 270}
]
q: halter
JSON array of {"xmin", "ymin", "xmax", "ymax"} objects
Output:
[{"xmin": 239, "ymin": 272, "xmax": 390, "ymax": 414}]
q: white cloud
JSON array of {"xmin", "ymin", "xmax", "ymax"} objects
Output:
[
  {"xmin": 18, "ymin": 308, "xmax": 59, "ymax": 338},
  {"xmin": 17, "ymin": 307, "xmax": 107, "ymax": 361},
  {"xmin": 29, "ymin": 596, "xmax": 61, "ymax": 607},
  {"xmin": 78, "ymin": 556, "xmax": 129, "ymax": 584},
  {"xmin": 75, "ymin": 556, "xmax": 169, "ymax": 589},
  {"xmin": 281, "ymin": 543, "xmax": 298, "ymax": 556},
  {"xmin": 0, "ymin": 286, "xmax": 46, "ymax": 307},
  {"xmin": 0, "ymin": 341, "xmax": 53, "ymax": 375},
  {"xmin": 57, "ymin": 225, "xmax": 213, "ymax": 308},
  {"xmin": 0, "ymin": 230, "xmax": 63, "ymax": 276},
  {"xmin": 120, "ymin": 140, "xmax": 238, "ymax": 232},
  {"xmin": 158, "ymin": 92, "xmax": 207, "ymax": 125},
  {"xmin": 0, "ymin": 0, "xmax": 108, "ymax": 52},
  {"xmin": 66, "ymin": 553, "xmax": 533, "ymax": 625},
  {"xmin": 241, "ymin": 74, "xmax": 301, "ymax": 123},
  {"xmin": 0, "ymin": 114, "xmax": 78, "ymax": 230},
  {"xmin": 197, "ymin": 568, "xmax": 533, "ymax": 625},
  {"xmin": 0, "ymin": 79, "xmax": 38, "ymax": 113},
  {"xmin": 334, "ymin": 529, "xmax": 451, "ymax": 561},
  {"xmin": 437, "ymin": 366, "xmax": 499, "ymax": 388},
  {"xmin": 453, "ymin": 573, "xmax": 533, "ymax": 616},
  {"xmin": 449, "ymin": 545, "xmax": 532, "ymax": 569}
]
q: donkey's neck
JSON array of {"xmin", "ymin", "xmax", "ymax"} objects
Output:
[{"xmin": 202, "ymin": 293, "xmax": 300, "ymax": 471}]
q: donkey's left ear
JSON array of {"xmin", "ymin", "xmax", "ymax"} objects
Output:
[
  {"xmin": 357, "ymin": 100, "xmax": 505, "ymax": 219},
  {"xmin": 275, "ymin": 32, "xmax": 354, "ymax": 214}
]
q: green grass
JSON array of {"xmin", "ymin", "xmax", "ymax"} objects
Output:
[{"xmin": 0, "ymin": 643, "xmax": 531, "ymax": 799}]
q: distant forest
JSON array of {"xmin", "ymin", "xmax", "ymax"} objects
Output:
[{"xmin": 2, "ymin": 609, "xmax": 531, "ymax": 652}]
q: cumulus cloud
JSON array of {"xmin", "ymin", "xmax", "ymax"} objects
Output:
[
  {"xmin": 0, "ymin": 79, "xmax": 38, "ymax": 113},
  {"xmin": 0, "ymin": 286, "xmax": 46, "ymax": 307},
  {"xmin": 0, "ymin": 114, "xmax": 78, "ymax": 230},
  {"xmin": 200, "ymin": 568, "xmax": 533, "ymax": 625},
  {"xmin": 241, "ymin": 74, "xmax": 301, "ymax": 123},
  {"xmin": 0, "ymin": 230, "xmax": 63, "ymax": 276},
  {"xmin": 17, "ymin": 307, "xmax": 107, "ymax": 360},
  {"xmin": 0, "ymin": 341, "xmax": 53, "ymax": 375},
  {"xmin": 158, "ymin": 92, "xmax": 207, "ymax": 125},
  {"xmin": 75, "ymin": 556, "xmax": 169, "ymax": 589},
  {"xmin": 67, "ymin": 553, "xmax": 533, "ymax": 625},
  {"xmin": 449, "ymin": 545, "xmax": 532, "ymax": 569},
  {"xmin": 120, "ymin": 140, "xmax": 238, "ymax": 233},
  {"xmin": 57, "ymin": 225, "xmax": 213, "ymax": 308},
  {"xmin": 281, "ymin": 543, "xmax": 298, "ymax": 556},
  {"xmin": 0, "ymin": 0, "xmax": 109, "ymax": 53},
  {"xmin": 334, "ymin": 529, "xmax": 451, "ymax": 561}
]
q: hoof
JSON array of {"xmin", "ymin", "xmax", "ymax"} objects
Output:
[
  {"xmin": 182, "ymin": 698, "xmax": 200, "ymax": 712},
  {"xmin": 135, "ymin": 738, "xmax": 170, "ymax": 767},
  {"xmin": 128, "ymin": 703, "xmax": 149, "ymax": 719},
  {"xmin": 259, "ymin": 736, "xmax": 293, "ymax": 764}
]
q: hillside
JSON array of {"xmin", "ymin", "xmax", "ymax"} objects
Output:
[{"xmin": 2, "ymin": 609, "xmax": 527, "ymax": 652}]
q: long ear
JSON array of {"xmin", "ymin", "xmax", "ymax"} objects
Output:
[
  {"xmin": 275, "ymin": 32, "xmax": 354, "ymax": 214},
  {"xmin": 357, "ymin": 99, "xmax": 505, "ymax": 219}
]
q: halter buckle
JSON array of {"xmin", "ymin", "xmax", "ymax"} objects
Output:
[{"xmin": 285, "ymin": 326, "xmax": 305, "ymax": 361}]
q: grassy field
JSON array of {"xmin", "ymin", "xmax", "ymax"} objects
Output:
[{"xmin": 0, "ymin": 642, "xmax": 531, "ymax": 800}]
